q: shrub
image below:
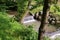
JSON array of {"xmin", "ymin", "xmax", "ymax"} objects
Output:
[{"xmin": 0, "ymin": 12, "xmax": 37, "ymax": 40}]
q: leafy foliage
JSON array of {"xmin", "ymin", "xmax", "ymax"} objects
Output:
[
  {"xmin": 0, "ymin": 0, "xmax": 17, "ymax": 11},
  {"xmin": 43, "ymin": 36, "xmax": 50, "ymax": 40},
  {"xmin": 13, "ymin": 0, "xmax": 28, "ymax": 22},
  {"xmin": 0, "ymin": 12, "xmax": 37, "ymax": 40}
]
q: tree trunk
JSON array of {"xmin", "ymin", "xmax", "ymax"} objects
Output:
[
  {"xmin": 38, "ymin": 0, "xmax": 50, "ymax": 40},
  {"xmin": 20, "ymin": 0, "xmax": 31, "ymax": 23}
]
